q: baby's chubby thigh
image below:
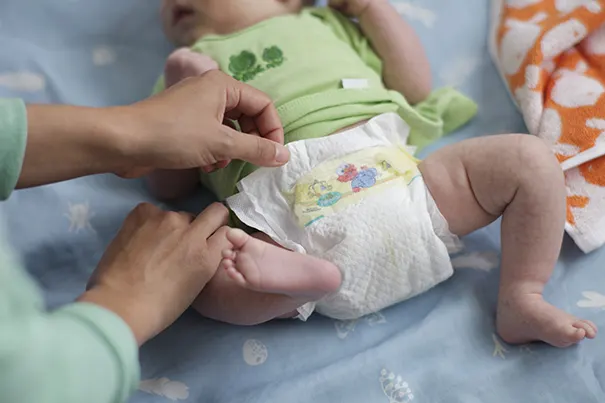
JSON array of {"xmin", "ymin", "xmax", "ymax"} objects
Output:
[
  {"xmin": 190, "ymin": 225, "xmax": 298, "ymax": 325},
  {"xmin": 418, "ymin": 152, "xmax": 489, "ymax": 237},
  {"xmin": 418, "ymin": 134, "xmax": 556, "ymax": 237}
]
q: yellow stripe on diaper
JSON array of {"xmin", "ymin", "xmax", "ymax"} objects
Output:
[{"xmin": 290, "ymin": 146, "xmax": 419, "ymax": 227}]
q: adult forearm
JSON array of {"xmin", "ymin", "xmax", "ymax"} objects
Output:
[
  {"xmin": 358, "ymin": 1, "xmax": 432, "ymax": 104},
  {"xmin": 0, "ymin": 303, "xmax": 139, "ymax": 403},
  {"xmin": 17, "ymin": 104, "xmax": 133, "ymax": 189}
]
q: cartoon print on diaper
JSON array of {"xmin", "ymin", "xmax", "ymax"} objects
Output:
[
  {"xmin": 291, "ymin": 146, "xmax": 421, "ymax": 228},
  {"xmin": 308, "ymin": 180, "xmax": 342, "ymax": 207},
  {"xmin": 380, "ymin": 160, "xmax": 398, "ymax": 174},
  {"xmin": 336, "ymin": 163, "xmax": 379, "ymax": 193}
]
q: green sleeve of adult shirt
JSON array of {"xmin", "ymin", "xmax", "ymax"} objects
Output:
[
  {"xmin": 0, "ymin": 99, "xmax": 27, "ymax": 200},
  {"xmin": 0, "ymin": 98, "xmax": 140, "ymax": 403}
]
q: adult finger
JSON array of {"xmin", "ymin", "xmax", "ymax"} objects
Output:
[
  {"xmin": 238, "ymin": 115, "xmax": 260, "ymax": 137},
  {"xmin": 218, "ymin": 126, "xmax": 290, "ymax": 167},
  {"xmin": 188, "ymin": 202, "xmax": 230, "ymax": 240},
  {"xmin": 219, "ymin": 76, "xmax": 285, "ymax": 145},
  {"xmin": 215, "ymin": 160, "xmax": 230, "ymax": 169},
  {"xmin": 177, "ymin": 211, "xmax": 195, "ymax": 222},
  {"xmin": 207, "ymin": 225, "xmax": 233, "ymax": 251},
  {"xmin": 123, "ymin": 203, "xmax": 162, "ymax": 230}
]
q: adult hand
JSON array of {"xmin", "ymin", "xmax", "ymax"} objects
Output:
[
  {"xmin": 18, "ymin": 71, "xmax": 288, "ymax": 188},
  {"xmin": 118, "ymin": 70, "xmax": 289, "ymax": 178},
  {"xmin": 78, "ymin": 202, "xmax": 230, "ymax": 345}
]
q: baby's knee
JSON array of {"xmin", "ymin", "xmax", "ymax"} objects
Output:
[{"xmin": 507, "ymin": 134, "xmax": 561, "ymax": 175}]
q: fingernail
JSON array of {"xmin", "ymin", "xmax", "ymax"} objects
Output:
[{"xmin": 275, "ymin": 145, "xmax": 289, "ymax": 164}]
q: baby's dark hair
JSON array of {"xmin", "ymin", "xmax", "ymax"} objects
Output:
[{"xmin": 303, "ymin": 0, "xmax": 316, "ymax": 6}]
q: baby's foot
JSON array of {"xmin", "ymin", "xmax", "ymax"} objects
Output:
[
  {"xmin": 164, "ymin": 48, "xmax": 219, "ymax": 88},
  {"xmin": 221, "ymin": 229, "xmax": 342, "ymax": 299},
  {"xmin": 497, "ymin": 292, "xmax": 597, "ymax": 348}
]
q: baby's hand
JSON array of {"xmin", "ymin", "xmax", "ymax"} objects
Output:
[{"xmin": 329, "ymin": 0, "xmax": 386, "ymax": 17}]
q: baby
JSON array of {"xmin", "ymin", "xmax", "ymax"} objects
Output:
[{"xmin": 150, "ymin": 0, "xmax": 597, "ymax": 347}]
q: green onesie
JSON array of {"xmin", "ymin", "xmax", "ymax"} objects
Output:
[{"xmin": 153, "ymin": 7, "xmax": 477, "ymax": 201}]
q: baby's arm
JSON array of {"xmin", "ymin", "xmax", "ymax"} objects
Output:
[
  {"xmin": 331, "ymin": 0, "xmax": 432, "ymax": 104},
  {"xmin": 147, "ymin": 48, "xmax": 220, "ymax": 200}
]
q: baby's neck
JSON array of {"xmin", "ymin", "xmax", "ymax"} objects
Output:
[{"xmin": 195, "ymin": 6, "xmax": 299, "ymax": 42}]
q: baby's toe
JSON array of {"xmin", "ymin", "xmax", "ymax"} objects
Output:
[
  {"xmin": 226, "ymin": 267, "xmax": 246, "ymax": 287},
  {"xmin": 226, "ymin": 228, "xmax": 249, "ymax": 249},
  {"xmin": 568, "ymin": 326, "xmax": 586, "ymax": 344},
  {"xmin": 574, "ymin": 320, "xmax": 597, "ymax": 339},
  {"xmin": 222, "ymin": 249, "xmax": 236, "ymax": 259},
  {"xmin": 220, "ymin": 258, "xmax": 234, "ymax": 270},
  {"xmin": 585, "ymin": 320, "xmax": 598, "ymax": 334}
]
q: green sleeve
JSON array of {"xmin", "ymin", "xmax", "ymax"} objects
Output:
[
  {"xmin": 0, "ymin": 99, "xmax": 27, "ymax": 201},
  {"xmin": 309, "ymin": 7, "xmax": 383, "ymax": 74},
  {"xmin": 0, "ymin": 209, "xmax": 140, "ymax": 402}
]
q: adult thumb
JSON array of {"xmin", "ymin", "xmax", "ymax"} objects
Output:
[{"xmin": 222, "ymin": 128, "xmax": 290, "ymax": 167}]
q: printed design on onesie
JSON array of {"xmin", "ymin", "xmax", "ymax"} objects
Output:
[
  {"xmin": 290, "ymin": 146, "xmax": 420, "ymax": 227},
  {"xmin": 228, "ymin": 46, "xmax": 285, "ymax": 82}
]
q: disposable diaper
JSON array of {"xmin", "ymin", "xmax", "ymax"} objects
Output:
[{"xmin": 227, "ymin": 113, "xmax": 459, "ymax": 320}]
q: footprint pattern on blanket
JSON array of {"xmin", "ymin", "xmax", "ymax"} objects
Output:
[
  {"xmin": 139, "ymin": 378, "xmax": 190, "ymax": 401},
  {"xmin": 493, "ymin": 0, "xmax": 605, "ymax": 252},
  {"xmin": 334, "ymin": 311, "xmax": 388, "ymax": 339},
  {"xmin": 242, "ymin": 339, "xmax": 269, "ymax": 366},
  {"xmin": 65, "ymin": 201, "xmax": 95, "ymax": 233},
  {"xmin": 379, "ymin": 369, "xmax": 414, "ymax": 402}
]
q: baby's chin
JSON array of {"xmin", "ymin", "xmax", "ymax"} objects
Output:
[{"xmin": 166, "ymin": 27, "xmax": 205, "ymax": 48}]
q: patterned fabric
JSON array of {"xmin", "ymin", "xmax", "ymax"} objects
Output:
[
  {"xmin": 490, "ymin": 0, "xmax": 605, "ymax": 252},
  {"xmin": 2, "ymin": 0, "xmax": 605, "ymax": 402}
]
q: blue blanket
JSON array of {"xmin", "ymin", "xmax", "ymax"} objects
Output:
[{"xmin": 2, "ymin": 0, "xmax": 605, "ymax": 401}]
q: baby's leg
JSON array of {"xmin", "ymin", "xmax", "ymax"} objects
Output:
[
  {"xmin": 420, "ymin": 134, "xmax": 597, "ymax": 347},
  {"xmin": 222, "ymin": 230, "xmax": 342, "ymax": 299},
  {"xmin": 193, "ymin": 230, "xmax": 341, "ymax": 325},
  {"xmin": 192, "ymin": 269, "xmax": 305, "ymax": 326}
]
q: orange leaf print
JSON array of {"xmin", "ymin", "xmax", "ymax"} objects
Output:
[{"xmin": 567, "ymin": 194, "xmax": 589, "ymax": 225}]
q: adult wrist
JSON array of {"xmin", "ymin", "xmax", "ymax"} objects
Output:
[
  {"xmin": 107, "ymin": 102, "xmax": 172, "ymax": 177},
  {"xmin": 77, "ymin": 287, "xmax": 153, "ymax": 346},
  {"xmin": 18, "ymin": 104, "xmax": 136, "ymax": 187},
  {"xmin": 92, "ymin": 106, "xmax": 143, "ymax": 177}
]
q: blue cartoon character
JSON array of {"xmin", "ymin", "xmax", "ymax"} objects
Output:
[{"xmin": 336, "ymin": 163, "xmax": 379, "ymax": 193}]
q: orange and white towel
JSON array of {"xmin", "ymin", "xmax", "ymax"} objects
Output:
[{"xmin": 490, "ymin": 0, "xmax": 605, "ymax": 253}]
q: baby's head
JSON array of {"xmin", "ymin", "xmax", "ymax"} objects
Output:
[{"xmin": 161, "ymin": 0, "xmax": 314, "ymax": 47}]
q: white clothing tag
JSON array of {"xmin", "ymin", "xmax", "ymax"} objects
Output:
[{"xmin": 342, "ymin": 78, "xmax": 369, "ymax": 89}]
